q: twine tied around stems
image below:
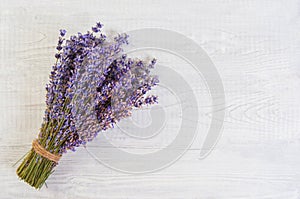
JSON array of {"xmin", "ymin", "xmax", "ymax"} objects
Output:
[{"xmin": 32, "ymin": 139, "xmax": 61, "ymax": 163}]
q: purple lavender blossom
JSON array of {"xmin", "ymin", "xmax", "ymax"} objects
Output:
[
  {"xmin": 39, "ymin": 22, "xmax": 158, "ymax": 154},
  {"xmin": 60, "ymin": 29, "xmax": 66, "ymax": 37}
]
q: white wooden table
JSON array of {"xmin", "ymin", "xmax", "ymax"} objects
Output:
[{"xmin": 1, "ymin": 0, "xmax": 300, "ymax": 198}]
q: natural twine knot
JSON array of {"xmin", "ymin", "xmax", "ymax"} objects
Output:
[{"xmin": 32, "ymin": 139, "xmax": 61, "ymax": 163}]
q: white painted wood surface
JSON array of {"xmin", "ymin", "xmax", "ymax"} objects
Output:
[{"xmin": 1, "ymin": 0, "xmax": 300, "ymax": 198}]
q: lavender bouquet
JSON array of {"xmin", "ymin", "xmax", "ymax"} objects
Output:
[{"xmin": 16, "ymin": 22, "xmax": 159, "ymax": 189}]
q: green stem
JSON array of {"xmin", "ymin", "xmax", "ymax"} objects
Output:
[{"xmin": 16, "ymin": 149, "xmax": 56, "ymax": 189}]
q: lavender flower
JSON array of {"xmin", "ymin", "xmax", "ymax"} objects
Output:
[{"xmin": 60, "ymin": 29, "xmax": 66, "ymax": 37}]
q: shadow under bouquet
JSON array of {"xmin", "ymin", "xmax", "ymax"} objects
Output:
[{"xmin": 16, "ymin": 22, "xmax": 159, "ymax": 189}]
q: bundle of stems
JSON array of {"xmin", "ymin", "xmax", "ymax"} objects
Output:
[{"xmin": 16, "ymin": 22, "xmax": 159, "ymax": 189}]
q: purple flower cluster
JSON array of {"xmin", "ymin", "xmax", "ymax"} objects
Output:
[{"xmin": 39, "ymin": 23, "xmax": 158, "ymax": 154}]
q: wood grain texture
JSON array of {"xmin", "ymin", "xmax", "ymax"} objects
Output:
[{"xmin": 1, "ymin": 0, "xmax": 300, "ymax": 198}]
